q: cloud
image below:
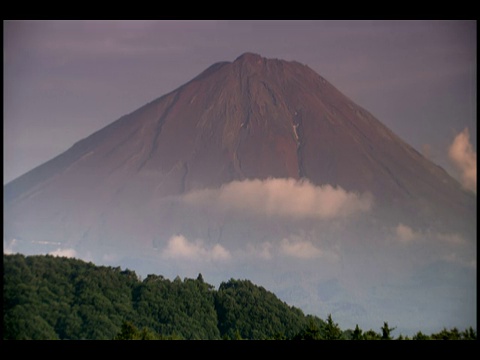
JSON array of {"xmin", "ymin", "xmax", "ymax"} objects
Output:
[
  {"xmin": 183, "ymin": 178, "xmax": 373, "ymax": 220},
  {"xmin": 246, "ymin": 242, "xmax": 274, "ymax": 260},
  {"xmin": 395, "ymin": 223, "xmax": 418, "ymax": 243},
  {"xmin": 49, "ymin": 248, "xmax": 77, "ymax": 258},
  {"xmin": 210, "ymin": 244, "xmax": 232, "ymax": 261},
  {"xmin": 245, "ymin": 235, "xmax": 338, "ymax": 261},
  {"xmin": 280, "ymin": 238, "xmax": 324, "ymax": 259},
  {"xmin": 3, "ymin": 239, "xmax": 18, "ymax": 255},
  {"xmin": 394, "ymin": 223, "xmax": 466, "ymax": 247},
  {"xmin": 162, "ymin": 234, "xmax": 231, "ymax": 262},
  {"xmin": 102, "ymin": 253, "xmax": 121, "ymax": 263},
  {"xmin": 448, "ymin": 128, "xmax": 476, "ymax": 193},
  {"xmin": 435, "ymin": 232, "xmax": 466, "ymax": 246}
]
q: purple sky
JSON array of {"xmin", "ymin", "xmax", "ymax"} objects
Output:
[{"xmin": 3, "ymin": 20, "xmax": 476, "ymax": 184}]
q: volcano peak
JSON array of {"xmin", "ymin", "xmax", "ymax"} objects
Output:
[
  {"xmin": 234, "ymin": 52, "xmax": 264, "ymax": 63},
  {"xmin": 233, "ymin": 52, "xmax": 269, "ymax": 72}
]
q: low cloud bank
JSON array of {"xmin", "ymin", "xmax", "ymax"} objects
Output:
[
  {"xmin": 162, "ymin": 234, "xmax": 231, "ymax": 262},
  {"xmin": 183, "ymin": 178, "xmax": 373, "ymax": 219},
  {"xmin": 394, "ymin": 223, "xmax": 466, "ymax": 246},
  {"xmin": 49, "ymin": 248, "xmax": 78, "ymax": 258},
  {"xmin": 245, "ymin": 238, "xmax": 327, "ymax": 260},
  {"xmin": 162, "ymin": 232, "xmax": 339, "ymax": 263},
  {"xmin": 280, "ymin": 238, "xmax": 325, "ymax": 259}
]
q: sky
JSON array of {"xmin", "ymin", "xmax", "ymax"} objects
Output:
[{"xmin": 3, "ymin": 20, "xmax": 477, "ymax": 186}]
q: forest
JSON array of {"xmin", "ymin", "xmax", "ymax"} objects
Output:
[{"xmin": 3, "ymin": 254, "xmax": 476, "ymax": 340}]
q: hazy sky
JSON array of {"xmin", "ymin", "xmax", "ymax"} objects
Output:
[{"xmin": 3, "ymin": 20, "xmax": 476, "ymax": 184}]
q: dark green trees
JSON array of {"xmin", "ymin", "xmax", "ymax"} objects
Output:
[
  {"xmin": 3, "ymin": 254, "xmax": 477, "ymax": 340},
  {"xmin": 323, "ymin": 314, "xmax": 343, "ymax": 340},
  {"xmin": 292, "ymin": 314, "xmax": 344, "ymax": 340},
  {"xmin": 215, "ymin": 279, "xmax": 309, "ymax": 340},
  {"xmin": 132, "ymin": 274, "xmax": 220, "ymax": 339},
  {"xmin": 113, "ymin": 321, "xmax": 180, "ymax": 340},
  {"xmin": 351, "ymin": 324, "xmax": 363, "ymax": 340},
  {"xmin": 4, "ymin": 255, "xmax": 315, "ymax": 340},
  {"xmin": 3, "ymin": 254, "xmax": 138, "ymax": 340},
  {"xmin": 381, "ymin": 322, "xmax": 396, "ymax": 340},
  {"xmin": 292, "ymin": 317, "xmax": 323, "ymax": 340},
  {"xmin": 114, "ymin": 321, "xmax": 141, "ymax": 340}
]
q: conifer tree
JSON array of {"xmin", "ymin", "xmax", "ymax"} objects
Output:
[
  {"xmin": 351, "ymin": 324, "xmax": 363, "ymax": 340},
  {"xmin": 381, "ymin": 322, "xmax": 396, "ymax": 340},
  {"xmin": 323, "ymin": 314, "xmax": 343, "ymax": 340}
]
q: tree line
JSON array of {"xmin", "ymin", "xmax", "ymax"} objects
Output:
[{"xmin": 3, "ymin": 254, "xmax": 476, "ymax": 340}]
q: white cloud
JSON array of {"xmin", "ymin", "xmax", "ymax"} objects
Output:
[
  {"xmin": 245, "ymin": 235, "xmax": 338, "ymax": 261},
  {"xmin": 210, "ymin": 244, "xmax": 232, "ymax": 261},
  {"xmin": 49, "ymin": 248, "xmax": 77, "ymax": 258},
  {"xmin": 395, "ymin": 223, "xmax": 418, "ymax": 243},
  {"xmin": 3, "ymin": 239, "xmax": 18, "ymax": 255},
  {"xmin": 280, "ymin": 238, "xmax": 324, "ymax": 259},
  {"xmin": 435, "ymin": 232, "xmax": 466, "ymax": 246},
  {"xmin": 163, "ymin": 235, "xmax": 196, "ymax": 259},
  {"xmin": 394, "ymin": 224, "xmax": 466, "ymax": 247},
  {"xmin": 162, "ymin": 234, "xmax": 231, "ymax": 261},
  {"xmin": 102, "ymin": 253, "xmax": 121, "ymax": 263},
  {"xmin": 246, "ymin": 242, "xmax": 274, "ymax": 260},
  {"xmin": 448, "ymin": 128, "xmax": 476, "ymax": 193},
  {"xmin": 183, "ymin": 178, "xmax": 373, "ymax": 220}
]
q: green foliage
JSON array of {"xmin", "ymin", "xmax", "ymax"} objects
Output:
[
  {"xmin": 381, "ymin": 322, "xmax": 396, "ymax": 340},
  {"xmin": 114, "ymin": 321, "xmax": 140, "ymax": 340},
  {"xmin": 351, "ymin": 324, "xmax": 363, "ymax": 340},
  {"xmin": 3, "ymin": 254, "xmax": 137, "ymax": 340},
  {"xmin": 132, "ymin": 274, "xmax": 220, "ymax": 339},
  {"xmin": 461, "ymin": 327, "xmax": 477, "ymax": 340},
  {"xmin": 429, "ymin": 327, "xmax": 477, "ymax": 340},
  {"xmin": 292, "ymin": 317, "xmax": 323, "ymax": 340},
  {"xmin": 215, "ymin": 278, "xmax": 310, "ymax": 340},
  {"xmin": 323, "ymin": 314, "xmax": 343, "ymax": 340},
  {"xmin": 411, "ymin": 327, "xmax": 477, "ymax": 340},
  {"xmin": 412, "ymin": 331, "xmax": 431, "ymax": 340},
  {"xmin": 363, "ymin": 329, "xmax": 382, "ymax": 340},
  {"xmin": 113, "ymin": 321, "xmax": 180, "ymax": 340},
  {"xmin": 3, "ymin": 254, "xmax": 477, "ymax": 340}
]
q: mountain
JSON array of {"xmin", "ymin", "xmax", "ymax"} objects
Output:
[{"xmin": 4, "ymin": 53, "xmax": 476, "ymax": 335}]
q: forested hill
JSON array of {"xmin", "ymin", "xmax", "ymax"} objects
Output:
[
  {"xmin": 3, "ymin": 253, "xmax": 322, "ymax": 340},
  {"xmin": 3, "ymin": 254, "xmax": 477, "ymax": 340}
]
